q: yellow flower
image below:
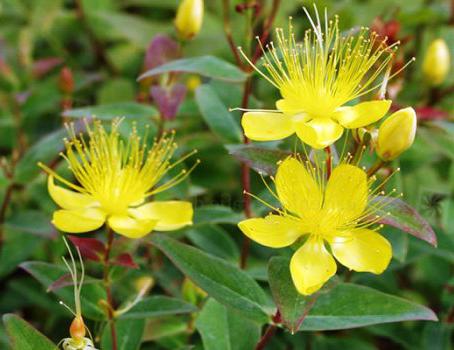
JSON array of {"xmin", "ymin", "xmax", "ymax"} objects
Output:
[
  {"xmin": 175, "ymin": 0, "xmax": 204, "ymax": 40},
  {"xmin": 238, "ymin": 157, "xmax": 392, "ymax": 295},
  {"xmin": 377, "ymin": 107, "xmax": 417, "ymax": 161},
  {"xmin": 239, "ymin": 8, "xmax": 404, "ymax": 149},
  {"xmin": 422, "ymin": 38, "xmax": 450, "ymax": 86},
  {"xmin": 39, "ymin": 120, "xmax": 196, "ymax": 239}
]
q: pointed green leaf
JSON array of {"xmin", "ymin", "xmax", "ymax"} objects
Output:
[
  {"xmin": 196, "ymin": 299, "xmax": 261, "ymax": 350},
  {"xmin": 195, "ymin": 84, "xmax": 242, "ymax": 144},
  {"xmin": 374, "ymin": 197, "xmax": 437, "ymax": 246},
  {"xmin": 138, "ymin": 56, "xmax": 247, "ymax": 83},
  {"xmin": 268, "ymin": 257, "xmax": 322, "ymax": 333},
  {"xmin": 3, "ymin": 314, "xmax": 56, "ymax": 350},
  {"xmin": 227, "ymin": 144, "xmax": 291, "ymax": 176},
  {"xmin": 101, "ymin": 318, "xmax": 144, "ymax": 350},
  {"xmin": 268, "ymin": 257, "xmax": 437, "ymax": 331},
  {"xmin": 119, "ymin": 296, "xmax": 197, "ymax": 319},
  {"xmin": 63, "ymin": 102, "xmax": 157, "ymax": 120},
  {"xmin": 150, "ymin": 234, "xmax": 270, "ymax": 323}
]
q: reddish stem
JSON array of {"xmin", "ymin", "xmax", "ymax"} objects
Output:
[
  {"xmin": 324, "ymin": 146, "xmax": 332, "ymax": 179},
  {"xmin": 255, "ymin": 324, "xmax": 276, "ymax": 350},
  {"xmin": 103, "ymin": 228, "xmax": 117, "ymax": 350}
]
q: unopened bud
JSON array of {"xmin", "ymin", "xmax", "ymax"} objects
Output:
[
  {"xmin": 59, "ymin": 67, "xmax": 74, "ymax": 94},
  {"xmin": 134, "ymin": 276, "xmax": 154, "ymax": 294},
  {"xmin": 423, "ymin": 39, "xmax": 450, "ymax": 86},
  {"xmin": 186, "ymin": 75, "xmax": 202, "ymax": 92},
  {"xmin": 377, "ymin": 107, "xmax": 417, "ymax": 161},
  {"xmin": 175, "ymin": 0, "xmax": 204, "ymax": 40},
  {"xmin": 69, "ymin": 316, "xmax": 86, "ymax": 341},
  {"xmin": 182, "ymin": 277, "xmax": 206, "ymax": 305}
]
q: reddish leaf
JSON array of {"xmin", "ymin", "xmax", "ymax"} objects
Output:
[
  {"xmin": 144, "ymin": 35, "xmax": 181, "ymax": 71},
  {"xmin": 32, "ymin": 57, "xmax": 63, "ymax": 78},
  {"xmin": 374, "ymin": 197, "xmax": 437, "ymax": 246},
  {"xmin": 46, "ymin": 273, "xmax": 73, "ymax": 292},
  {"xmin": 150, "ymin": 83, "xmax": 187, "ymax": 120},
  {"xmin": 68, "ymin": 236, "xmax": 105, "ymax": 262},
  {"xmin": 113, "ymin": 253, "xmax": 139, "ymax": 269}
]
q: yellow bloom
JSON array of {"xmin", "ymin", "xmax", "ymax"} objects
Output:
[
  {"xmin": 377, "ymin": 107, "xmax": 417, "ymax": 161},
  {"xmin": 423, "ymin": 38, "xmax": 450, "ymax": 86},
  {"xmin": 175, "ymin": 0, "xmax": 204, "ymax": 40},
  {"xmin": 238, "ymin": 157, "xmax": 392, "ymax": 295},
  {"xmin": 240, "ymin": 8, "xmax": 404, "ymax": 149},
  {"xmin": 39, "ymin": 120, "xmax": 196, "ymax": 239}
]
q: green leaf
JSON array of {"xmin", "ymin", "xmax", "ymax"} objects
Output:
[
  {"xmin": 304, "ymin": 285, "xmax": 437, "ymax": 331},
  {"xmin": 5, "ymin": 210, "xmax": 53, "ymax": 238},
  {"xmin": 195, "ymin": 84, "xmax": 242, "ymax": 144},
  {"xmin": 63, "ymin": 102, "xmax": 157, "ymax": 120},
  {"xmin": 195, "ymin": 299, "xmax": 261, "ymax": 350},
  {"xmin": 138, "ymin": 56, "xmax": 247, "ymax": 83},
  {"xmin": 268, "ymin": 257, "xmax": 321, "ymax": 333},
  {"xmin": 150, "ymin": 234, "xmax": 271, "ymax": 323},
  {"xmin": 193, "ymin": 205, "xmax": 244, "ymax": 225},
  {"xmin": 14, "ymin": 128, "xmax": 66, "ymax": 184},
  {"xmin": 3, "ymin": 314, "xmax": 56, "ymax": 350},
  {"xmin": 20, "ymin": 261, "xmax": 106, "ymax": 320},
  {"xmin": 119, "ymin": 296, "xmax": 197, "ymax": 319},
  {"xmin": 374, "ymin": 197, "xmax": 437, "ymax": 247},
  {"xmin": 227, "ymin": 144, "xmax": 290, "ymax": 176},
  {"xmin": 101, "ymin": 318, "xmax": 145, "ymax": 350},
  {"xmin": 185, "ymin": 224, "xmax": 240, "ymax": 262},
  {"xmin": 0, "ymin": 230, "xmax": 43, "ymax": 278},
  {"xmin": 268, "ymin": 257, "xmax": 437, "ymax": 331}
]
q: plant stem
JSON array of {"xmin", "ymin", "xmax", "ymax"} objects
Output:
[
  {"xmin": 255, "ymin": 324, "xmax": 276, "ymax": 350},
  {"xmin": 324, "ymin": 146, "xmax": 332, "ymax": 178},
  {"xmin": 367, "ymin": 159, "xmax": 386, "ymax": 177},
  {"xmin": 103, "ymin": 228, "xmax": 117, "ymax": 350},
  {"xmin": 222, "ymin": 0, "xmax": 244, "ymax": 68}
]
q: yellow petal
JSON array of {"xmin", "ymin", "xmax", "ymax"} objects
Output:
[
  {"xmin": 238, "ymin": 215, "xmax": 305, "ymax": 248},
  {"xmin": 108, "ymin": 215, "xmax": 157, "ymax": 239},
  {"xmin": 276, "ymin": 99, "xmax": 306, "ymax": 117},
  {"xmin": 290, "ymin": 236, "xmax": 337, "ymax": 295},
  {"xmin": 330, "ymin": 229, "xmax": 392, "ymax": 274},
  {"xmin": 242, "ymin": 112, "xmax": 294, "ymax": 141},
  {"xmin": 323, "ymin": 164, "xmax": 368, "ymax": 226},
  {"xmin": 334, "ymin": 100, "xmax": 391, "ymax": 129},
  {"xmin": 48, "ymin": 176, "xmax": 97, "ymax": 210},
  {"xmin": 129, "ymin": 201, "xmax": 193, "ymax": 231},
  {"xmin": 294, "ymin": 118, "xmax": 343, "ymax": 149},
  {"xmin": 275, "ymin": 157, "xmax": 322, "ymax": 219},
  {"xmin": 52, "ymin": 208, "xmax": 106, "ymax": 233}
]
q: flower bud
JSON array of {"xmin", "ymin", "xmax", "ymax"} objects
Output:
[
  {"xmin": 175, "ymin": 0, "xmax": 204, "ymax": 40},
  {"xmin": 377, "ymin": 107, "xmax": 417, "ymax": 161},
  {"xmin": 423, "ymin": 39, "xmax": 450, "ymax": 86},
  {"xmin": 182, "ymin": 277, "xmax": 206, "ymax": 305},
  {"xmin": 69, "ymin": 316, "xmax": 86, "ymax": 341}
]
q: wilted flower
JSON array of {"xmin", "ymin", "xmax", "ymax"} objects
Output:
[
  {"xmin": 39, "ymin": 119, "xmax": 197, "ymax": 238},
  {"xmin": 422, "ymin": 38, "xmax": 450, "ymax": 86},
  {"xmin": 238, "ymin": 157, "xmax": 394, "ymax": 295},
  {"xmin": 175, "ymin": 0, "xmax": 204, "ymax": 40},
  {"xmin": 239, "ymin": 7, "xmax": 409, "ymax": 149},
  {"xmin": 377, "ymin": 107, "xmax": 417, "ymax": 161}
]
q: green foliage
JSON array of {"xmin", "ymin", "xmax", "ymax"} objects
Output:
[{"xmin": 0, "ymin": 0, "xmax": 453, "ymax": 349}]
